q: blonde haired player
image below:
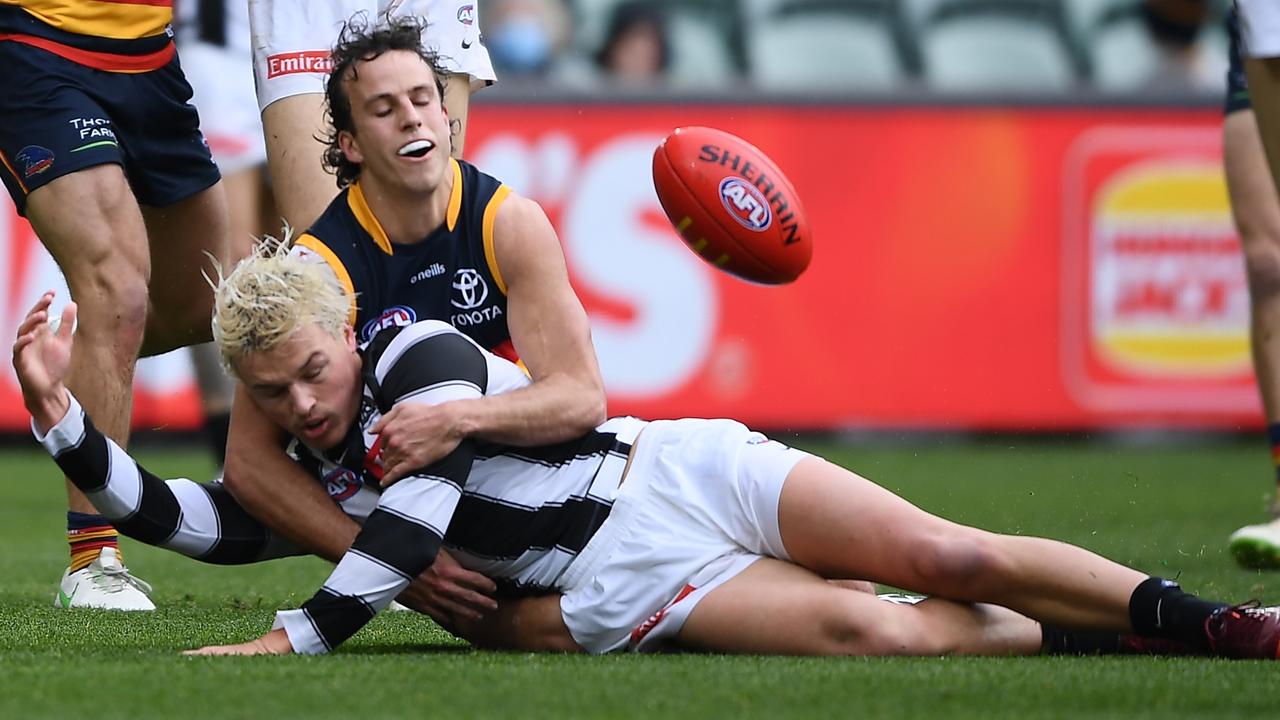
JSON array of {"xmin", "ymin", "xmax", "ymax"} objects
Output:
[
  {"xmin": 13, "ymin": 243, "xmax": 1280, "ymax": 659},
  {"xmin": 218, "ymin": 16, "xmax": 605, "ymax": 626}
]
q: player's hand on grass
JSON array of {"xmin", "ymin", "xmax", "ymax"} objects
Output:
[
  {"xmin": 372, "ymin": 402, "xmax": 467, "ymax": 486},
  {"xmin": 395, "ymin": 548, "xmax": 498, "ymax": 629},
  {"xmin": 184, "ymin": 628, "xmax": 293, "ymax": 656},
  {"xmin": 12, "ymin": 292, "xmax": 76, "ymax": 432}
]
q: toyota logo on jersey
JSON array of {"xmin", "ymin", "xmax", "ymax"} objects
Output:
[
  {"xmin": 719, "ymin": 177, "xmax": 772, "ymax": 232},
  {"xmin": 451, "ymin": 268, "xmax": 489, "ymax": 309}
]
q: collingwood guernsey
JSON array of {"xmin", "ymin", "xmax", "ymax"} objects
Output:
[{"xmin": 34, "ymin": 320, "xmax": 645, "ymax": 654}]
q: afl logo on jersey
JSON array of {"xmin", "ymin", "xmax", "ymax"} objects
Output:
[
  {"xmin": 360, "ymin": 305, "xmax": 416, "ymax": 342},
  {"xmin": 323, "ymin": 467, "xmax": 361, "ymax": 502},
  {"xmin": 452, "ymin": 268, "xmax": 489, "ymax": 309},
  {"xmin": 719, "ymin": 177, "xmax": 772, "ymax": 232},
  {"xmin": 457, "ymin": 5, "xmax": 475, "ymax": 24}
]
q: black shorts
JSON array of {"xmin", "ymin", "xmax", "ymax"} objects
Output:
[
  {"xmin": 1226, "ymin": 7, "xmax": 1251, "ymax": 116},
  {"xmin": 0, "ymin": 41, "xmax": 221, "ymax": 216}
]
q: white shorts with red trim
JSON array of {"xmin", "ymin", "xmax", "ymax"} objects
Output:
[
  {"xmin": 1237, "ymin": 0, "xmax": 1280, "ymax": 58},
  {"xmin": 182, "ymin": 41, "xmax": 267, "ymax": 174},
  {"xmin": 248, "ymin": 0, "xmax": 496, "ymax": 110},
  {"xmin": 558, "ymin": 418, "xmax": 811, "ymax": 654}
]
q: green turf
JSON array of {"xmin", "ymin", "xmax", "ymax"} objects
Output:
[{"xmin": 3, "ymin": 440, "xmax": 1280, "ymax": 719}]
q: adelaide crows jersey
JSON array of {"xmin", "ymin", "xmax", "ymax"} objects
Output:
[
  {"xmin": 292, "ymin": 157, "xmax": 519, "ymax": 362},
  {"xmin": 0, "ymin": 0, "xmax": 176, "ymax": 72}
]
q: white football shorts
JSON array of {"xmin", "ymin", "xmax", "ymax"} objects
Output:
[
  {"xmin": 248, "ymin": 0, "xmax": 497, "ymax": 111},
  {"xmin": 181, "ymin": 41, "xmax": 267, "ymax": 174},
  {"xmin": 1237, "ymin": 0, "xmax": 1280, "ymax": 58},
  {"xmin": 558, "ymin": 418, "xmax": 812, "ymax": 654}
]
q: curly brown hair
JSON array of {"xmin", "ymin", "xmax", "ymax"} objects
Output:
[{"xmin": 321, "ymin": 14, "xmax": 449, "ymax": 189}]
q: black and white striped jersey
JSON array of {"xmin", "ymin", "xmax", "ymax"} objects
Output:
[{"xmin": 35, "ymin": 319, "xmax": 645, "ymax": 655}]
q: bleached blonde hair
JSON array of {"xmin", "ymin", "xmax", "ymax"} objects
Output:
[{"xmin": 210, "ymin": 232, "xmax": 352, "ymax": 377}]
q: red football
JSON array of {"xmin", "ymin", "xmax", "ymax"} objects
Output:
[{"xmin": 652, "ymin": 126, "xmax": 812, "ymax": 284}]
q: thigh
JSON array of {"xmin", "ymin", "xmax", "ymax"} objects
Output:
[
  {"xmin": 139, "ymin": 181, "xmax": 230, "ymax": 350},
  {"xmin": 261, "ymin": 93, "xmax": 341, "ymax": 228},
  {"xmin": 776, "ymin": 456, "xmax": 982, "ymax": 589},
  {"xmin": 25, "ymin": 165, "xmax": 150, "ymax": 298},
  {"xmin": 0, "ymin": 44, "xmax": 128, "ymax": 216},
  {"xmin": 677, "ymin": 557, "xmax": 901, "ymax": 655},
  {"xmin": 678, "ymin": 557, "xmax": 1043, "ymax": 657},
  {"xmin": 1225, "ymin": 110, "xmax": 1280, "ymax": 244}
]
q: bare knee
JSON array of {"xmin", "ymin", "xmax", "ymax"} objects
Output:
[
  {"xmin": 142, "ymin": 287, "xmax": 215, "ymax": 355},
  {"xmin": 820, "ymin": 600, "xmax": 942, "ymax": 656},
  {"xmin": 908, "ymin": 531, "xmax": 1014, "ymax": 598},
  {"xmin": 1243, "ymin": 237, "xmax": 1280, "ymax": 302},
  {"xmin": 68, "ymin": 253, "xmax": 150, "ymax": 359}
]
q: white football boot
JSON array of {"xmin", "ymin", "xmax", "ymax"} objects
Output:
[
  {"xmin": 1229, "ymin": 518, "xmax": 1280, "ymax": 570},
  {"xmin": 54, "ymin": 547, "xmax": 156, "ymax": 610}
]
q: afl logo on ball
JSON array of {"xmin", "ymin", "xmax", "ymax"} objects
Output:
[{"xmin": 718, "ymin": 177, "xmax": 772, "ymax": 232}]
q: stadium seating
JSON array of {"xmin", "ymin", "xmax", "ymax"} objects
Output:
[
  {"xmin": 916, "ymin": 0, "xmax": 1083, "ymax": 92},
  {"xmin": 744, "ymin": 0, "xmax": 915, "ymax": 90},
  {"xmin": 568, "ymin": 0, "xmax": 747, "ymax": 85}
]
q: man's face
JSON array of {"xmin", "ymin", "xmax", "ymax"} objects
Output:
[
  {"xmin": 235, "ymin": 323, "xmax": 363, "ymax": 451},
  {"xmin": 339, "ymin": 50, "xmax": 450, "ymax": 194}
]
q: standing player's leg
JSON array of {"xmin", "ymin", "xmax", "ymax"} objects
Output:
[
  {"xmin": 1223, "ymin": 1, "xmax": 1280, "ymax": 568},
  {"xmin": 1225, "ymin": 113, "xmax": 1280, "ymax": 567},
  {"xmin": 0, "ymin": 42, "xmax": 163, "ymax": 610},
  {"xmin": 23, "ymin": 168, "xmax": 157, "ymax": 610},
  {"xmin": 176, "ymin": 20, "xmax": 274, "ymax": 465}
]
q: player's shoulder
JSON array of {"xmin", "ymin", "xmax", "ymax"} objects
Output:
[
  {"xmin": 364, "ymin": 320, "xmax": 478, "ymax": 370},
  {"xmin": 304, "ymin": 186, "xmax": 357, "ymax": 240}
]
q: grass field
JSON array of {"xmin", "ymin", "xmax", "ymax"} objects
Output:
[{"xmin": 3, "ymin": 438, "xmax": 1280, "ymax": 719}]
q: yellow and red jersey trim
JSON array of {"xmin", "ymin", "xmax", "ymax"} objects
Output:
[
  {"xmin": 1, "ymin": 0, "xmax": 172, "ymax": 41},
  {"xmin": 0, "ymin": 31, "xmax": 172, "ymax": 71}
]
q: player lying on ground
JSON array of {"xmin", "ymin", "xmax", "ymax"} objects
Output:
[{"xmin": 12, "ymin": 247, "xmax": 1280, "ymax": 658}]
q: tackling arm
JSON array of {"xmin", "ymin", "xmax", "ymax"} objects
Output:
[
  {"xmin": 374, "ymin": 194, "xmax": 606, "ymax": 483},
  {"xmin": 222, "ymin": 386, "xmax": 362, "ymax": 563}
]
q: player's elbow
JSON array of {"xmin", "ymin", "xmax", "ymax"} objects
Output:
[
  {"xmin": 575, "ymin": 380, "xmax": 608, "ymax": 431},
  {"xmin": 220, "ymin": 448, "xmax": 265, "ymax": 503}
]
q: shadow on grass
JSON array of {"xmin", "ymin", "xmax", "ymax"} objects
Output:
[{"xmin": 339, "ymin": 643, "xmax": 475, "ymax": 655}]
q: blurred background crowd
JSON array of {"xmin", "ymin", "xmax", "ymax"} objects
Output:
[{"xmin": 478, "ymin": 0, "xmax": 1231, "ymax": 95}]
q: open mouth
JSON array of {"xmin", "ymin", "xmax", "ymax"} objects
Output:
[
  {"xmin": 302, "ymin": 417, "xmax": 328, "ymax": 437},
  {"xmin": 397, "ymin": 139, "xmax": 434, "ymax": 159}
]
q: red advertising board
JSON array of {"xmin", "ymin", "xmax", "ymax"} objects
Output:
[{"xmin": 0, "ymin": 104, "xmax": 1257, "ymax": 432}]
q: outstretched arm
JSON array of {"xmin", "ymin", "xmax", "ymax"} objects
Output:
[{"xmin": 14, "ymin": 293, "xmax": 296, "ymax": 564}]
